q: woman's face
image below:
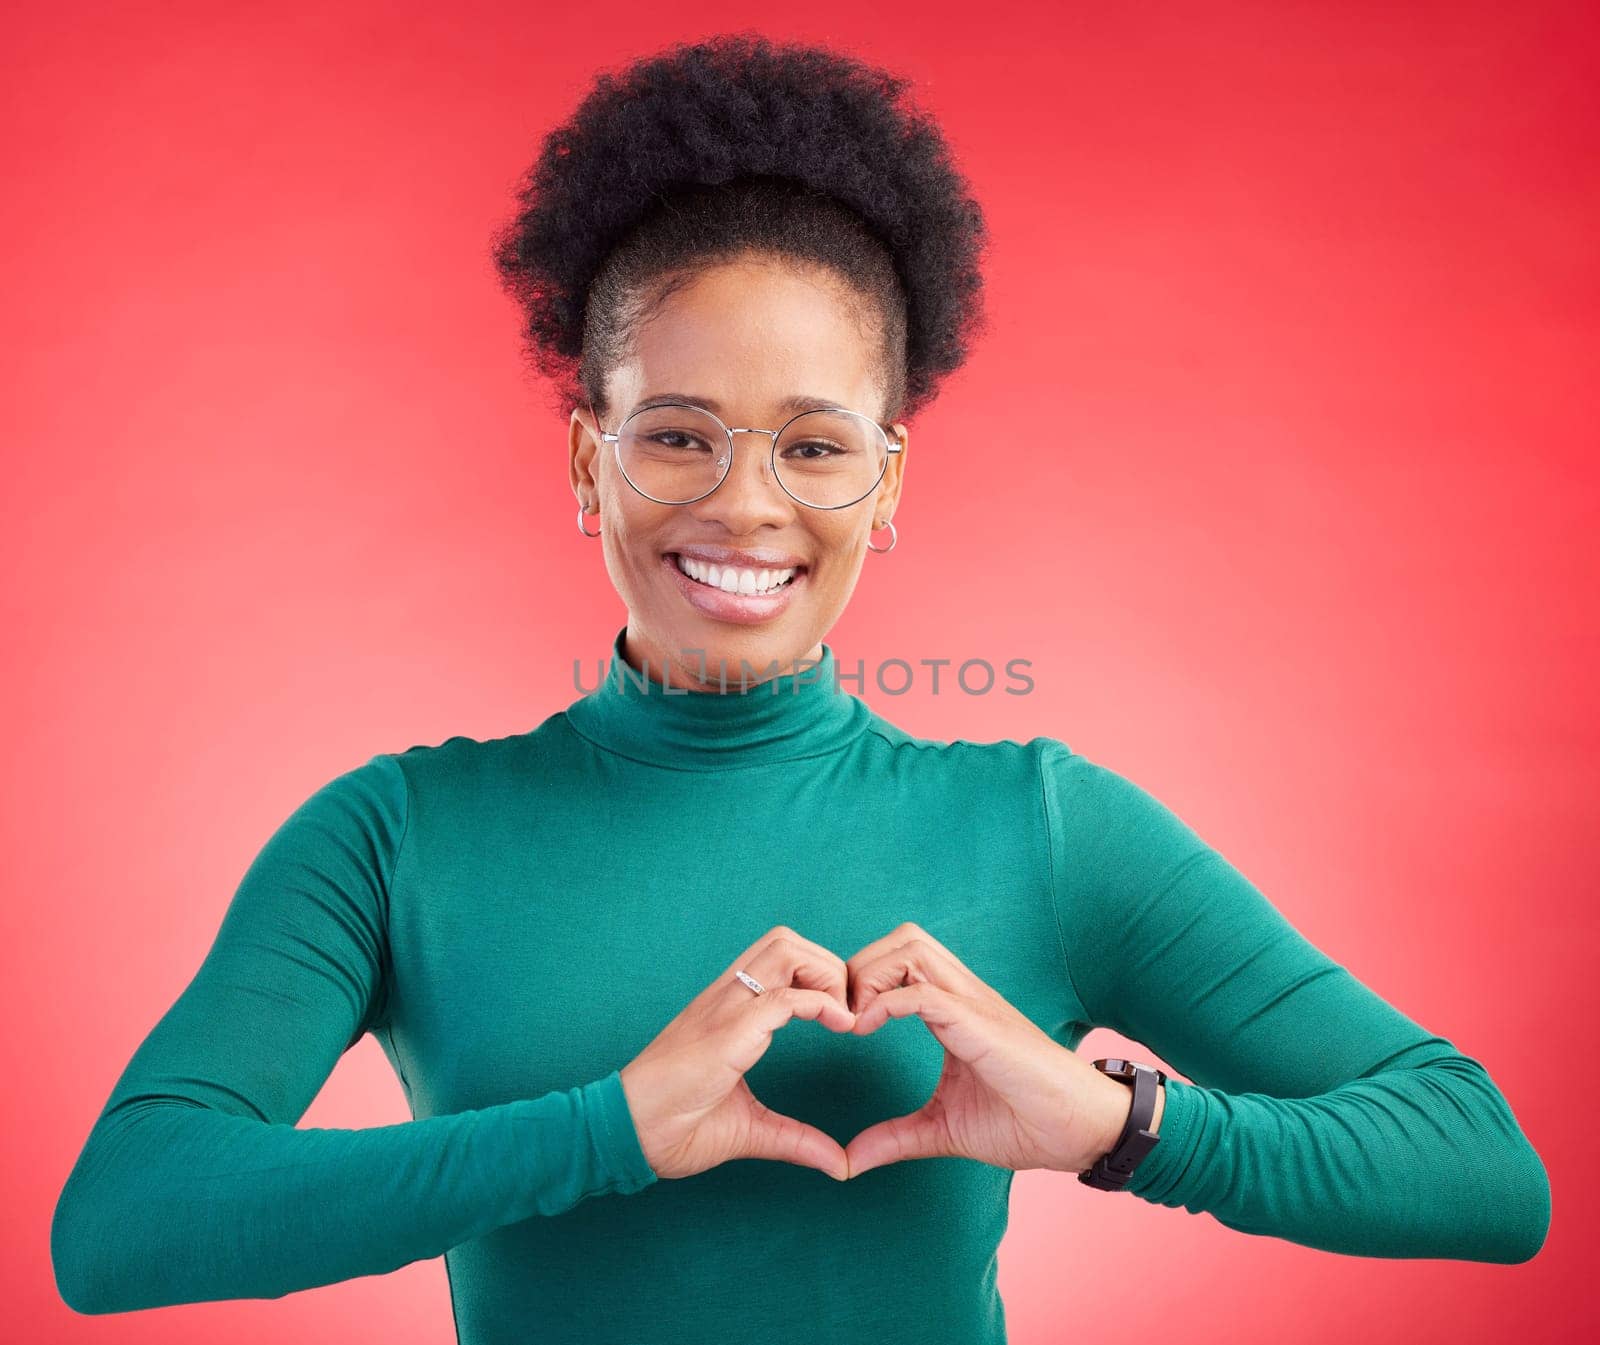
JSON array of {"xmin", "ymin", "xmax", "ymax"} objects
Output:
[{"xmin": 568, "ymin": 254, "xmax": 908, "ymax": 691}]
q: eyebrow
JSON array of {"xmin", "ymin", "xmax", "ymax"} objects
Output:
[{"xmin": 632, "ymin": 392, "xmax": 846, "ymax": 418}]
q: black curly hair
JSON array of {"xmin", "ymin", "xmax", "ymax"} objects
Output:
[{"xmin": 488, "ymin": 31, "xmax": 989, "ymax": 427}]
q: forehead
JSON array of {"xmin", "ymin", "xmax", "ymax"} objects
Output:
[{"xmin": 611, "ymin": 258, "xmax": 883, "ymax": 416}]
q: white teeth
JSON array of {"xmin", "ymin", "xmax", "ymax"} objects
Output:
[{"xmin": 673, "ymin": 554, "xmax": 798, "ymax": 595}]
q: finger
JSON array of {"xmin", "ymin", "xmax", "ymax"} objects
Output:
[
  {"xmin": 739, "ymin": 1087, "xmax": 852, "ymax": 1182},
  {"xmin": 853, "ymin": 984, "xmax": 1016, "ymax": 1097},
  {"xmin": 843, "ymin": 921, "xmax": 931, "ymax": 980},
  {"xmin": 849, "ymin": 941, "xmax": 945, "ymax": 1014},
  {"xmin": 849, "ymin": 936, "xmax": 972, "ymax": 1017},
  {"xmin": 724, "ymin": 926, "xmax": 850, "ymax": 1007},
  {"xmin": 850, "ymin": 982, "xmax": 963, "ymax": 1038},
  {"xmin": 845, "ymin": 922, "xmax": 975, "ymax": 1002},
  {"xmin": 843, "ymin": 1104, "xmax": 950, "ymax": 1177},
  {"xmin": 734, "ymin": 925, "xmax": 851, "ymax": 994},
  {"xmin": 722, "ymin": 986, "xmax": 858, "ymax": 1077},
  {"xmin": 754, "ymin": 986, "xmax": 857, "ymax": 1036},
  {"xmin": 846, "ymin": 921, "xmax": 969, "ymax": 970}
]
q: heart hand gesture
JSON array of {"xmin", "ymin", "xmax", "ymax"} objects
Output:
[{"xmin": 618, "ymin": 923, "xmax": 1151, "ymax": 1184}]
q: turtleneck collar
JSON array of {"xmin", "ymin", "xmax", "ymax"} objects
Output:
[{"xmin": 562, "ymin": 625, "xmax": 872, "ymax": 771}]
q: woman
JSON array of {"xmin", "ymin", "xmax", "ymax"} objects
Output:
[{"xmin": 51, "ymin": 32, "xmax": 1550, "ymax": 1341}]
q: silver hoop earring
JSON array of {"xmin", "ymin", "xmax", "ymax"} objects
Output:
[
  {"xmin": 867, "ymin": 518, "xmax": 897, "ymax": 553},
  {"xmin": 577, "ymin": 505, "xmax": 601, "ymax": 538}
]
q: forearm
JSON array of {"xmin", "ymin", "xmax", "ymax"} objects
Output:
[
  {"xmin": 1118, "ymin": 1056, "xmax": 1550, "ymax": 1264},
  {"xmin": 51, "ymin": 1070, "xmax": 656, "ymax": 1315}
]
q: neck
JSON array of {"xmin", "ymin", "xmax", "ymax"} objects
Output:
[
  {"xmin": 563, "ymin": 624, "xmax": 871, "ymax": 771},
  {"xmin": 619, "ymin": 628, "xmax": 829, "ymax": 693}
]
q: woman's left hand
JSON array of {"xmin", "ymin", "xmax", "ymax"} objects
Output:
[{"xmin": 842, "ymin": 922, "xmax": 1154, "ymax": 1179}]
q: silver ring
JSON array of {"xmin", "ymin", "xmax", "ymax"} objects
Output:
[{"xmin": 734, "ymin": 969, "xmax": 766, "ymax": 996}]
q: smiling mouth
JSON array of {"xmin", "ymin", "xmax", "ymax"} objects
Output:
[{"xmin": 665, "ymin": 552, "xmax": 809, "ymax": 596}]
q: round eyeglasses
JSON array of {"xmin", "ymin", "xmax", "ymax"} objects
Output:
[{"xmin": 596, "ymin": 402, "xmax": 902, "ymax": 510}]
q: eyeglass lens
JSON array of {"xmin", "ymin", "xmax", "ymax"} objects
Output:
[{"xmin": 614, "ymin": 405, "xmax": 888, "ymax": 508}]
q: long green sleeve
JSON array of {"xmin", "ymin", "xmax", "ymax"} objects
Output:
[
  {"xmin": 49, "ymin": 753, "xmax": 658, "ymax": 1316},
  {"xmin": 1040, "ymin": 740, "xmax": 1551, "ymax": 1262}
]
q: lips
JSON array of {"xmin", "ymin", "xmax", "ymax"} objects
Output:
[{"xmin": 660, "ymin": 551, "xmax": 809, "ymax": 625}]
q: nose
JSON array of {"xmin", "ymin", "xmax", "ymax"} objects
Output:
[{"xmin": 689, "ymin": 430, "xmax": 795, "ymax": 531}]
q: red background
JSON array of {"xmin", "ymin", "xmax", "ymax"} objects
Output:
[{"xmin": 6, "ymin": 1, "xmax": 1595, "ymax": 1340}]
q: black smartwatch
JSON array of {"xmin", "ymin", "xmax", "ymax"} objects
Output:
[{"xmin": 1077, "ymin": 1057, "xmax": 1168, "ymax": 1191}]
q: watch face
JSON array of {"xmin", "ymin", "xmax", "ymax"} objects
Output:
[{"xmin": 1095, "ymin": 1058, "xmax": 1168, "ymax": 1086}]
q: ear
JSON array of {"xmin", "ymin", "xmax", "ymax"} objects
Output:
[
  {"xmin": 874, "ymin": 422, "xmax": 909, "ymax": 523},
  {"xmin": 569, "ymin": 405, "xmax": 603, "ymax": 508}
]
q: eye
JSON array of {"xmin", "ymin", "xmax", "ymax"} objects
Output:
[
  {"xmin": 647, "ymin": 430, "xmax": 715, "ymax": 452},
  {"xmin": 782, "ymin": 439, "xmax": 844, "ymax": 460}
]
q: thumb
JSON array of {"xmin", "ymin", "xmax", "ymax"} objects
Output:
[
  {"xmin": 740, "ymin": 1091, "xmax": 850, "ymax": 1182},
  {"xmin": 843, "ymin": 1105, "xmax": 948, "ymax": 1178}
]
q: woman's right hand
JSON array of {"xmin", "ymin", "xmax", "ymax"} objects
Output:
[{"xmin": 617, "ymin": 925, "xmax": 858, "ymax": 1182}]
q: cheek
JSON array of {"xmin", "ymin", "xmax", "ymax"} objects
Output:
[
  {"xmin": 600, "ymin": 501, "xmax": 671, "ymax": 577},
  {"xmin": 614, "ymin": 537, "xmax": 665, "ymax": 595},
  {"xmin": 813, "ymin": 527, "xmax": 867, "ymax": 584},
  {"xmin": 807, "ymin": 516, "xmax": 864, "ymax": 561},
  {"xmin": 593, "ymin": 529, "xmax": 652, "ymax": 608}
]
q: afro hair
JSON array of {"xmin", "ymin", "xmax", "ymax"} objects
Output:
[{"xmin": 488, "ymin": 31, "xmax": 990, "ymax": 425}]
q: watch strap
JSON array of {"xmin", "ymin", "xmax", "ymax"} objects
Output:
[{"xmin": 1077, "ymin": 1057, "xmax": 1167, "ymax": 1191}]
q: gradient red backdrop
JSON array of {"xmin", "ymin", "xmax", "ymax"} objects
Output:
[{"xmin": 6, "ymin": 2, "xmax": 1595, "ymax": 1341}]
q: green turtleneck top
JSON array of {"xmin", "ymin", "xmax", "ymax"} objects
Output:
[{"xmin": 51, "ymin": 626, "xmax": 1551, "ymax": 1338}]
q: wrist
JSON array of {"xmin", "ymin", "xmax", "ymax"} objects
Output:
[
  {"xmin": 1086, "ymin": 1071, "xmax": 1131, "ymax": 1165},
  {"xmin": 1088, "ymin": 1074, "xmax": 1166, "ymax": 1164},
  {"xmin": 1077, "ymin": 1058, "xmax": 1169, "ymax": 1190}
]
